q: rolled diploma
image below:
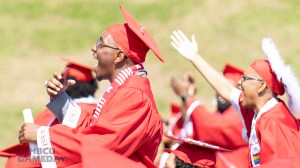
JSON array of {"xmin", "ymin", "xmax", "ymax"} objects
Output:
[{"xmin": 22, "ymin": 109, "xmax": 38, "ymax": 157}]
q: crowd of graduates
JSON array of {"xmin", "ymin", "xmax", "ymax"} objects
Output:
[
  {"xmin": 159, "ymin": 65, "xmax": 249, "ymax": 168},
  {"xmin": 1, "ymin": 5, "xmax": 300, "ymax": 168}
]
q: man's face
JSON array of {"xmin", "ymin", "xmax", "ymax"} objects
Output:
[
  {"xmin": 91, "ymin": 32, "xmax": 120, "ymax": 81},
  {"xmin": 240, "ymin": 67, "xmax": 265, "ymax": 108}
]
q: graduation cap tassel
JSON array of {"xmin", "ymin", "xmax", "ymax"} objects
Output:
[{"xmin": 262, "ymin": 37, "xmax": 300, "ymax": 116}]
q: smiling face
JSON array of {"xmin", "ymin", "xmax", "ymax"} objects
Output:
[
  {"xmin": 240, "ymin": 67, "xmax": 265, "ymax": 109},
  {"xmin": 91, "ymin": 32, "xmax": 121, "ymax": 82}
]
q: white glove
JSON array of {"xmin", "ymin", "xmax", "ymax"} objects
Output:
[{"xmin": 170, "ymin": 30, "xmax": 198, "ymax": 61}]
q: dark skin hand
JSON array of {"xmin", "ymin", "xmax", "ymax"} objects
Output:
[
  {"xmin": 19, "ymin": 72, "xmax": 76, "ymax": 144},
  {"xmin": 45, "ymin": 72, "xmax": 76, "ymax": 99},
  {"xmin": 170, "ymin": 72, "xmax": 196, "ymax": 122},
  {"xmin": 19, "ymin": 123, "xmax": 40, "ymax": 144}
]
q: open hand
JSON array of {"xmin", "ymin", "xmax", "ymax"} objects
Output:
[{"xmin": 170, "ymin": 30, "xmax": 198, "ymax": 61}]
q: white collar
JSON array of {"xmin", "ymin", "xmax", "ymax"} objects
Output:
[
  {"xmin": 256, "ymin": 97, "xmax": 279, "ymax": 119},
  {"xmin": 73, "ymin": 95, "xmax": 97, "ymax": 104}
]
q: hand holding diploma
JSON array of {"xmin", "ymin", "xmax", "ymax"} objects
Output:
[
  {"xmin": 19, "ymin": 109, "xmax": 40, "ymax": 144},
  {"xmin": 44, "ymin": 67, "xmax": 76, "ymax": 99}
]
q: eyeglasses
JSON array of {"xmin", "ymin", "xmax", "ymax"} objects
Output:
[
  {"xmin": 93, "ymin": 37, "xmax": 122, "ymax": 60},
  {"xmin": 96, "ymin": 37, "xmax": 121, "ymax": 51},
  {"xmin": 241, "ymin": 74, "xmax": 264, "ymax": 83}
]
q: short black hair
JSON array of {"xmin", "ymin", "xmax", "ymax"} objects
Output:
[
  {"xmin": 175, "ymin": 156, "xmax": 201, "ymax": 168},
  {"xmin": 65, "ymin": 76, "xmax": 98, "ymax": 99}
]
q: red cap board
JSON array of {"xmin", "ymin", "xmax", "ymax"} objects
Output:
[
  {"xmin": 61, "ymin": 57, "xmax": 94, "ymax": 83},
  {"xmin": 172, "ymin": 143, "xmax": 216, "ymax": 168},
  {"xmin": 164, "ymin": 133, "xmax": 229, "ymax": 167},
  {"xmin": 222, "ymin": 63, "xmax": 244, "ymax": 84},
  {"xmin": 106, "ymin": 6, "xmax": 164, "ymax": 63},
  {"xmin": 251, "ymin": 59, "xmax": 285, "ymax": 95},
  {"xmin": 164, "ymin": 134, "xmax": 231, "ymax": 152}
]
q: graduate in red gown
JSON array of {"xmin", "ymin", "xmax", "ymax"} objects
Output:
[
  {"xmin": 162, "ymin": 65, "xmax": 249, "ymax": 168},
  {"xmin": 158, "ymin": 72, "xmax": 198, "ymax": 168},
  {"xmin": 185, "ymin": 64, "xmax": 249, "ymax": 168},
  {"xmin": 15, "ymin": 6, "xmax": 164, "ymax": 168},
  {"xmin": 170, "ymin": 30, "xmax": 300, "ymax": 167},
  {"xmin": 2, "ymin": 57, "xmax": 98, "ymax": 167}
]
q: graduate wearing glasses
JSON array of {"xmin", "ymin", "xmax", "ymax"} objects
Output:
[
  {"xmin": 170, "ymin": 31, "xmax": 300, "ymax": 167},
  {"xmin": 15, "ymin": 6, "xmax": 164, "ymax": 168}
]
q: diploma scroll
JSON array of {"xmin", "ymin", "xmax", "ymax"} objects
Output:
[{"xmin": 22, "ymin": 108, "xmax": 38, "ymax": 157}]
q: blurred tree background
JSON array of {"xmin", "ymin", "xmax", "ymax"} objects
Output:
[{"xmin": 0, "ymin": 0, "xmax": 299, "ymax": 166}]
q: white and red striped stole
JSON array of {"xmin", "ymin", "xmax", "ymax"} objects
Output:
[{"xmin": 90, "ymin": 64, "xmax": 144, "ymax": 126}]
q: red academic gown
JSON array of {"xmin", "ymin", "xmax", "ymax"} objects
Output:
[
  {"xmin": 169, "ymin": 103, "xmax": 184, "ymax": 137},
  {"xmin": 185, "ymin": 97, "xmax": 249, "ymax": 168},
  {"xmin": 50, "ymin": 75, "xmax": 162, "ymax": 167},
  {"xmin": 34, "ymin": 108, "xmax": 59, "ymax": 126},
  {"xmin": 254, "ymin": 128, "xmax": 300, "ymax": 168},
  {"xmin": 231, "ymin": 89, "xmax": 300, "ymax": 166},
  {"xmin": 2, "ymin": 103, "xmax": 96, "ymax": 168},
  {"xmin": 4, "ymin": 139, "xmax": 146, "ymax": 168},
  {"xmin": 4, "ymin": 75, "xmax": 162, "ymax": 168},
  {"xmin": 63, "ymin": 140, "xmax": 145, "ymax": 168}
]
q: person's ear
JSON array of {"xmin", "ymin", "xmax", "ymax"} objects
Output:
[
  {"xmin": 114, "ymin": 51, "xmax": 127, "ymax": 64},
  {"xmin": 258, "ymin": 82, "xmax": 268, "ymax": 94}
]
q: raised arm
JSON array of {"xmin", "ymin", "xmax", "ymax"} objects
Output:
[{"xmin": 170, "ymin": 30, "xmax": 234, "ymax": 101}]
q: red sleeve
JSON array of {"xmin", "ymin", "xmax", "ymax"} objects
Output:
[
  {"xmin": 191, "ymin": 105, "xmax": 247, "ymax": 149},
  {"xmin": 257, "ymin": 117, "xmax": 300, "ymax": 164},
  {"xmin": 80, "ymin": 141, "xmax": 145, "ymax": 168},
  {"xmin": 47, "ymin": 88, "xmax": 161, "ymax": 167},
  {"xmin": 34, "ymin": 108, "xmax": 57, "ymax": 126}
]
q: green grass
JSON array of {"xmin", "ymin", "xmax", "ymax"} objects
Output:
[{"xmin": 1, "ymin": 0, "xmax": 300, "ymax": 166}]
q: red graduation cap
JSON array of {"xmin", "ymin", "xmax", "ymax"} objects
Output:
[
  {"xmin": 61, "ymin": 57, "xmax": 94, "ymax": 83},
  {"xmin": 164, "ymin": 134, "xmax": 231, "ymax": 152},
  {"xmin": 106, "ymin": 5, "xmax": 164, "ymax": 63},
  {"xmin": 172, "ymin": 143, "xmax": 216, "ymax": 168},
  {"xmin": 164, "ymin": 134, "xmax": 230, "ymax": 167},
  {"xmin": 251, "ymin": 59, "xmax": 284, "ymax": 95},
  {"xmin": 222, "ymin": 63, "xmax": 244, "ymax": 84},
  {"xmin": 164, "ymin": 134, "xmax": 231, "ymax": 167}
]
